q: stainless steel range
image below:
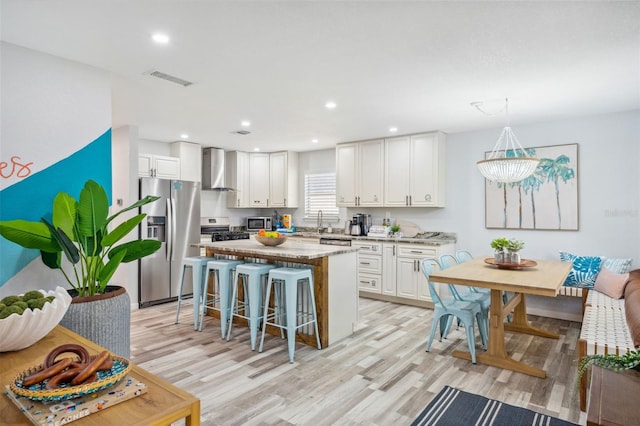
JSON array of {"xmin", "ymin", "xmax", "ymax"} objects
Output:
[{"xmin": 200, "ymin": 217, "xmax": 249, "ymax": 254}]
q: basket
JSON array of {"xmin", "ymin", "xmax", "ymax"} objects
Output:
[
  {"xmin": 255, "ymin": 235, "xmax": 287, "ymax": 246},
  {"xmin": 9, "ymin": 355, "xmax": 130, "ymax": 402}
]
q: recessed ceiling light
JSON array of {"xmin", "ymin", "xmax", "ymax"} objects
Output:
[
  {"xmin": 312, "ymin": 139, "xmax": 319, "ymax": 143},
  {"xmin": 151, "ymin": 33, "xmax": 170, "ymax": 44},
  {"xmin": 389, "ymin": 127, "xmax": 398, "ymax": 133},
  {"xmin": 241, "ymin": 121, "xmax": 251, "ymax": 127},
  {"xmin": 180, "ymin": 133, "xmax": 189, "ymax": 139},
  {"xmin": 325, "ymin": 101, "xmax": 337, "ymax": 109},
  {"xmin": 254, "ymin": 147, "xmax": 260, "ymax": 152}
]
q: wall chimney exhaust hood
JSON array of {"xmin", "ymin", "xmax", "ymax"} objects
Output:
[{"xmin": 202, "ymin": 147, "xmax": 235, "ymax": 191}]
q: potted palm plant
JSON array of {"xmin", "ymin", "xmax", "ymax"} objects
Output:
[{"xmin": 0, "ymin": 179, "xmax": 161, "ymax": 357}]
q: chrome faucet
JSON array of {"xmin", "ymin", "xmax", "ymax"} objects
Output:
[{"xmin": 317, "ymin": 210, "xmax": 324, "ymax": 233}]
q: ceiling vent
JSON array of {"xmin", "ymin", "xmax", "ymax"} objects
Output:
[
  {"xmin": 231, "ymin": 130, "xmax": 251, "ymax": 135},
  {"xmin": 144, "ymin": 70, "xmax": 194, "ymax": 87}
]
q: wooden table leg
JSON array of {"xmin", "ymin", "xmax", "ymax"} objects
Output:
[
  {"xmin": 452, "ymin": 289, "xmax": 549, "ymax": 378},
  {"xmin": 504, "ymin": 293, "xmax": 559, "ymax": 339}
]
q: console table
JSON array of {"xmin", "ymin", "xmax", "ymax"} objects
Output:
[
  {"xmin": 587, "ymin": 365, "xmax": 640, "ymax": 425},
  {"xmin": 0, "ymin": 325, "xmax": 200, "ymax": 425}
]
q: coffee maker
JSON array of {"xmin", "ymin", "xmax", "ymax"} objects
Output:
[{"xmin": 351, "ymin": 213, "xmax": 371, "ymax": 236}]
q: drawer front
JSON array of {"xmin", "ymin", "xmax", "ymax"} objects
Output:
[
  {"xmin": 397, "ymin": 245, "xmax": 437, "ymax": 258},
  {"xmin": 358, "ymin": 273, "xmax": 382, "ymax": 293},
  {"xmin": 358, "ymin": 254, "xmax": 382, "ymax": 274},
  {"xmin": 353, "ymin": 241, "xmax": 383, "ymax": 255}
]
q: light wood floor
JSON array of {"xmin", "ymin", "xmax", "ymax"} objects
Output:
[{"xmin": 130, "ymin": 297, "xmax": 586, "ymax": 425}]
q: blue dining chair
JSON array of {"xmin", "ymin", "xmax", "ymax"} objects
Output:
[
  {"xmin": 421, "ymin": 259, "xmax": 487, "ymax": 364},
  {"xmin": 455, "ymin": 250, "xmax": 474, "ymax": 264},
  {"xmin": 437, "ymin": 255, "xmax": 490, "ymax": 337}
]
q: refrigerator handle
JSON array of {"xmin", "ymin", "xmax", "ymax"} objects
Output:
[
  {"xmin": 166, "ymin": 198, "xmax": 173, "ymax": 262},
  {"xmin": 170, "ymin": 198, "xmax": 177, "ymax": 262}
]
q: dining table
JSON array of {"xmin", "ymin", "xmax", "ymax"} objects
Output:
[{"xmin": 428, "ymin": 256, "xmax": 572, "ymax": 378}]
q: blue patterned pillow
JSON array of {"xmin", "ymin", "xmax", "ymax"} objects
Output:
[
  {"xmin": 602, "ymin": 257, "xmax": 632, "ymax": 274},
  {"xmin": 559, "ymin": 251, "xmax": 603, "ymax": 288}
]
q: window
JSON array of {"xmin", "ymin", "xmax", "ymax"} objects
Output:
[{"xmin": 304, "ymin": 172, "xmax": 339, "ymax": 220}]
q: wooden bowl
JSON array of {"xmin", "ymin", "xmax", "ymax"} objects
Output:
[{"xmin": 255, "ymin": 235, "xmax": 287, "ymax": 246}]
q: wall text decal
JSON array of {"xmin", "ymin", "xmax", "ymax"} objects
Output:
[{"xmin": 0, "ymin": 156, "xmax": 33, "ymax": 179}]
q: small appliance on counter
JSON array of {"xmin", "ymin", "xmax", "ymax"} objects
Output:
[
  {"xmin": 246, "ymin": 216, "xmax": 272, "ymax": 232},
  {"xmin": 350, "ymin": 213, "xmax": 371, "ymax": 236}
]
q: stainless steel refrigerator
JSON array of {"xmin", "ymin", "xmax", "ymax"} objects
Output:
[{"xmin": 139, "ymin": 178, "xmax": 200, "ymax": 308}]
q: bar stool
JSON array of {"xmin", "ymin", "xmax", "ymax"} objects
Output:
[
  {"xmin": 175, "ymin": 256, "xmax": 211, "ymax": 330},
  {"xmin": 258, "ymin": 267, "xmax": 321, "ymax": 363},
  {"xmin": 199, "ymin": 259, "xmax": 244, "ymax": 337},
  {"xmin": 226, "ymin": 263, "xmax": 275, "ymax": 350}
]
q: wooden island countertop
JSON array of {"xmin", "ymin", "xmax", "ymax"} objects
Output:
[{"xmin": 193, "ymin": 239, "xmax": 359, "ymax": 348}]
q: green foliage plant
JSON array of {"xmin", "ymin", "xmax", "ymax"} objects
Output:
[
  {"xmin": 506, "ymin": 238, "xmax": 525, "ymax": 251},
  {"xmin": 490, "ymin": 237, "xmax": 509, "ymax": 251},
  {"xmin": 0, "ymin": 180, "xmax": 161, "ymax": 297},
  {"xmin": 577, "ymin": 349, "xmax": 640, "ymax": 387}
]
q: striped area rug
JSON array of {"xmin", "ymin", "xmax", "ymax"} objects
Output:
[{"xmin": 412, "ymin": 386, "xmax": 578, "ymax": 426}]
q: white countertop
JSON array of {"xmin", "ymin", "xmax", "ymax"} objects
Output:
[{"xmin": 194, "ymin": 239, "xmax": 359, "ymax": 260}]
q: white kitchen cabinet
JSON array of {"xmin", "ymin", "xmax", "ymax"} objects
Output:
[
  {"xmin": 353, "ymin": 241, "xmax": 383, "ymax": 294},
  {"xmin": 225, "ymin": 151, "xmax": 250, "ymax": 208},
  {"xmin": 269, "ymin": 151, "xmax": 299, "ymax": 208},
  {"xmin": 381, "ymin": 243, "xmax": 397, "ymax": 296},
  {"xmin": 336, "ymin": 139, "xmax": 383, "ymax": 207},
  {"xmin": 170, "ymin": 141, "xmax": 201, "ymax": 182},
  {"xmin": 249, "ymin": 153, "xmax": 270, "ymax": 207},
  {"xmin": 359, "ymin": 241, "xmax": 455, "ymax": 306},
  {"xmin": 384, "ymin": 131, "xmax": 446, "ymax": 207},
  {"xmin": 138, "ymin": 154, "xmax": 181, "ymax": 179}
]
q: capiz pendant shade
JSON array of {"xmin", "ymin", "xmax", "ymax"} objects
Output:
[{"xmin": 476, "ymin": 126, "xmax": 539, "ymax": 183}]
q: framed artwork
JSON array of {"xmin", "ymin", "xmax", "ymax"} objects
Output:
[{"xmin": 485, "ymin": 143, "xmax": 579, "ymax": 230}]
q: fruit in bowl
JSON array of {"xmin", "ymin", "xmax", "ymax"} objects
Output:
[{"xmin": 255, "ymin": 229, "xmax": 287, "ymax": 246}]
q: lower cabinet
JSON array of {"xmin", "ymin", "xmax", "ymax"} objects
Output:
[{"xmin": 355, "ymin": 240, "xmax": 455, "ymax": 306}]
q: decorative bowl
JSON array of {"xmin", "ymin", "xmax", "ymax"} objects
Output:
[
  {"xmin": 255, "ymin": 235, "xmax": 287, "ymax": 247},
  {"xmin": 10, "ymin": 355, "xmax": 130, "ymax": 401},
  {"xmin": 0, "ymin": 287, "xmax": 72, "ymax": 352}
]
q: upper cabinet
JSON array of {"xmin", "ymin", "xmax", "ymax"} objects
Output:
[
  {"xmin": 249, "ymin": 153, "xmax": 270, "ymax": 207},
  {"xmin": 225, "ymin": 151, "xmax": 250, "ymax": 208},
  {"xmin": 336, "ymin": 131, "xmax": 445, "ymax": 208},
  {"xmin": 336, "ymin": 139, "xmax": 384, "ymax": 207},
  {"xmin": 226, "ymin": 150, "xmax": 299, "ymax": 208},
  {"xmin": 138, "ymin": 154, "xmax": 181, "ymax": 179},
  {"xmin": 384, "ymin": 131, "xmax": 446, "ymax": 207},
  {"xmin": 269, "ymin": 151, "xmax": 299, "ymax": 208},
  {"xmin": 170, "ymin": 141, "xmax": 201, "ymax": 183}
]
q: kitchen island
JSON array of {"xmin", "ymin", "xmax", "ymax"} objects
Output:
[{"xmin": 194, "ymin": 240, "xmax": 359, "ymax": 348}]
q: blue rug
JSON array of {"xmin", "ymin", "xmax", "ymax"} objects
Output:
[{"xmin": 412, "ymin": 386, "xmax": 578, "ymax": 426}]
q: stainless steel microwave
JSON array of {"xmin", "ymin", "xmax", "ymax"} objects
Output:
[{"xmin": 246, "ymin": 216, "xmax": 272, "ymax": 231}]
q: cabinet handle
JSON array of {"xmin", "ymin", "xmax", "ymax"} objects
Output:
[
  {"xmin": 360, "ymin": 262, "xmax": 371, "ymax": 265},
  {"xmin": 267, "ymin": 198, "xmax": 269, "ymax": 206},
  {"xmin": 425, "ymin": 194, "xmax": 431, "ymax": 202},
  {"xmin": 284, "ymin": 197, "xmax": 287, "ymax": 205},
  {"xmin": 354, "ymin": 196, "xmax": 358, "ymax": 205},
  {"xmin": 409, "ymin": 195, "xmax": 412, "ymax": 206},
  {"xmin": 405, "ymin": 195, "xmax": 408, "ymax": 206},
  {"xmin": 393, "ymin": 246, "xmax": 396, "ymax": 256},
  {"xmin": 410, "ymin": 250, "xmax": 422, "ymax": 254}
]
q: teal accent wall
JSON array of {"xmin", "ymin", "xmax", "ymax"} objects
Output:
[{"xmin": 0, "ymin": 129, "xmax": 112, "ymax": 286}]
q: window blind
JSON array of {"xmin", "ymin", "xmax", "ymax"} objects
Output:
[{"xmin": 304, "ymin": 173, "xmax": 339, "ymax": 220}]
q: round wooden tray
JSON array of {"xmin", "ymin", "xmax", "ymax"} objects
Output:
[{"xmin": 484, "ymin": 258, "xmax": 537, "ymax": 270}]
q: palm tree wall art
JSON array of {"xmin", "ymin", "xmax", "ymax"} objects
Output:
[{"xmin": 485, "ymin": 144, "xmax": 578, "ymax": 230}]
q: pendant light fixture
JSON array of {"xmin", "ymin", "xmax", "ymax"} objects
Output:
[{"xmin": 475, "ymin": 98, "xmax": 539, "ymax": 183}]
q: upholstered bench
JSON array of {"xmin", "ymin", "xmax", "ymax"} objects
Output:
[{"xmin": 577, "ymin": 269, "xmax": 640, "ymax": 411}]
